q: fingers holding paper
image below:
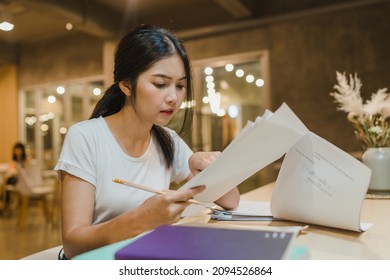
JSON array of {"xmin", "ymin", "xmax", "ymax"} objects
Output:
[
  {"xmin": 189, "ymin": 151, "xmax": 221, "ymax": 176},
  {"xmin": 188, "ymin": 151, "xmax": 240, "ymax": 210}
]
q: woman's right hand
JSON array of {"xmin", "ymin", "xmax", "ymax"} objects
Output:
[
  {"xmin": 137, "ymin": 185, "xmax": 206, "ymax": 227},
  {"xmin": 61, "ymin": 175, "xmax": 205, "ymax": 259}
]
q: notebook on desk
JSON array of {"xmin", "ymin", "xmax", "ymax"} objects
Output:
[{"xmin": 114, "ymin": 224, "xmax": 297, "ymax": 260}]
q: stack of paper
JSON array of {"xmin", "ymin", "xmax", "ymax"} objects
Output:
[
  {"xmin": 181, "ymin": 103, "xmax": 307, "ymax": 204},
  {"xmin": 180, "ymin": 103, "xmax": 372, "ymax": 232},
  {"xmin": 271, "ymin": 131, "xmax": 372, "ymax": 231},
  {"xmin": 210, "ymin": 200, "xmax": 275, "ymax": 221}
]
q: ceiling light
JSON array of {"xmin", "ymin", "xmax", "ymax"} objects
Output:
[
  {"xmin": 235, "ymin": 69, "xmax": 244, "ymax": 78},
  {"xmin": 207, "ymin": 88, "xmax": 216, "ymax": 95},
  {"xmin": 217, "ymin": 109, "xmax": 226, "ymax": 117},
  {"xmin": 206, "ymin": 82, "xmax": 215, "ymax": 89},
  {"xmin": 25, "ymin": 116, "xmax": 36, "ymax": 126},
  {"xmin": 59, "ymin": 127, "xmax": 68, "ymax": 134},
  {"xmin": 65, "ymin": 23, "xmax": 73, "ymax": 31},
  {"xmin": 256, "ymin": 79, "xmax": 265, "ymax": 87},
  {"xmin": 204, "ymin": 67, "xmax": 213, "ymax": 75},
  {"xmin": 205, "ymin": 75, "xmax": 214, "ymax": 83},
  {"xmin": 0, "ymin": 21, "xmax": 14, "ymax": 31},
  {"xmin": 180, "ymin": 100, "xmax": 196, "ymax": 109},
  {"xmin": 47, "ymin": 95, "xmax": 56, "ymax": 103},
  {"xmin": 93, "ymin": 87, "xmax": 101, "ymax": 96},
  {"xmin": 209, "ymin": 92, "xmax": 221, "ymax": 114},
  {"xmin": 228, "ymin": 105, "xmax": 239, "ymax": 119},
  {"xmin": 246, "ymin": 75, "xmax": 255, "ymax": 83},
  {"xmin": 225, "ymin": 64, "xmax": 234, "ymax": 72},
  {"xmin": 56, "ymin": 86, "xmax": 65, "ymax": 94},
  {"xmin": 40, "ymin": 124, "xmax": 49, "ymax": 132}
]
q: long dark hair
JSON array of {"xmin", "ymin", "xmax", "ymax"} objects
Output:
[
  {"xmin": 90, "ymin": 24, "xmax": 193, "ymax": 167},
  {"xmin": 12, "ymin": 142, "xmax": 27, "ymax": 162}
]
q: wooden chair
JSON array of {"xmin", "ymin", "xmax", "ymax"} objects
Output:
[
  {"xmin": 15, "ymin": 160, "xmax": 55, "ymax": 227},
  {"xmin": 0, "ymin": 165, "xmax": 19, "ymax": 217},
  {"xmin": 0, "ymin": 183, "xmax": 18, "ymax": 217}
]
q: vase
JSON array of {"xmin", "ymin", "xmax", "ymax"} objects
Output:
[{"xmin": 362, "ymin": 147, "xmax": 390, "ymax": 193}]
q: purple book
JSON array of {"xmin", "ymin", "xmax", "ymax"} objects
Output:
[{"xmin": 115, "ymin": 225, "xmax": 296, "ymax": 260}]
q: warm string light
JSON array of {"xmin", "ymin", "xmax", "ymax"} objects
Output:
[
  {"xmin": 28, "ymin": 84, "xmax": 103, "ymax": 134},
  {"xmin": 203, "ymin": 63, "xmax": 264, "ymax": 117},
  {"xmin": 65, "ymin": 22, "xmax": 73, "ymax": 31},
  {"xmin": 0, "ymin": 21, "xmax": 14, "ymax": 31}
]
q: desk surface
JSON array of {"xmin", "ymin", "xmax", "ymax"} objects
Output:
[
  {"xmin": 238, "ymin": 182, "xmax": 390, "ymax": 260},
  {"xmin": 74, "ymin": 182, "xmax": 390, "ymax": 260}
]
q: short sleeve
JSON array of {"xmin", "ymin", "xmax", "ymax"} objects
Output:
[{"xmin": 54, "ymin": 123, "xmax": 97, "ymax": 186}]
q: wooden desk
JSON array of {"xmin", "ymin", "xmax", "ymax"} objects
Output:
[
  {"xmin": 73, "ymin": 182, "xmax": 390, "ymax": 260},
  {"xmin": 235, "ymin": 182, "xmax": 390, "ymax": 260}
]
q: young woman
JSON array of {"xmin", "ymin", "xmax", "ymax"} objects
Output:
[
  {"xmin": 55, "ymin": 24, "xmax": 239, "ymax": 259},
  {"xmin": 6, "ymin": 142, "xmax": 30, "ymax": 185},
  {"xmin": 1, "ymin": 142, "xmax": 30, "ymax": 215}
]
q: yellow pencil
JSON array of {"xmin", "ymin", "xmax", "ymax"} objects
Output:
[{"xmin": 112, "ymin": 178, "xmax": 204, "ymax": 205}]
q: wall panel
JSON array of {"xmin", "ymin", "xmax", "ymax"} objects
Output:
[{"xmin": 0, "ymin": 65, "xmax": 19, "ymax": 162}]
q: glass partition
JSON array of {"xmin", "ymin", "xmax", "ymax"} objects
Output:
[
  {"xmin": 20, "ymin": 52, "xmax": 275, "ymax": 190},
  {"xmin": 191, "ymin": 51, "xmax": 275, "ymax": 192},
  {"xmin": 21, "ymin": 77, "xmax": 104, "ymax": 170}
]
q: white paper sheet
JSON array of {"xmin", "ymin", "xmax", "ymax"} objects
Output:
[
  {"xmin": 180, "ymin": 103, "xmax": 308, "ymax": 205},
  {"xmin": 228, "ymin": 200, "xmax": 272, "ymax": 216},
  {"xmin": 181, "ymin": 103, "xmax": 372, "ymax": 232},
  {"xmin": 271, "ymin": 132, "xmax": 372, "ymax": 232},
  {"xmin": 209, "ymin": 200, "xmax": 274, "ymax": 221}
]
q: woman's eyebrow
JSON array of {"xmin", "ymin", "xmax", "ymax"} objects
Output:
[{"xmin": 152, "ymin": 74, "xmax": 186, "ymax": 81}]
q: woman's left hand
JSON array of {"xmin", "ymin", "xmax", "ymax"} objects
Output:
[
  {"xmin": 189, "ymin": 151, "xmax": 221, "ymax": 176},
  {"xmin": 188, "ymin": 150, "xmax": 240, "ymax": 210}
]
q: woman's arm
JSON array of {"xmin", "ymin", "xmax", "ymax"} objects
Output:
[
  {"xmin": 214, "ymin": 187, "xmax": 240, "ymax": 209},
  {"xmin": 188, "ymin": 152, "xmax": 240, "ymax": 210},
  {"xmin": 61, "ymin": 172, "xmax": 206, "ymax": 259},
  {"xmin": 5, "ymin": 161, "xmax": 17, "ymax": 178}
]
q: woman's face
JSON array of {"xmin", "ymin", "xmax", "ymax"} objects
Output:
[
  {"xmin": 14, "ymin": 147, "xmax": 23, "ymax": 159},
  {"xmin": 132, "ymin": 54, "xmax": 187, "ymax": 126}
]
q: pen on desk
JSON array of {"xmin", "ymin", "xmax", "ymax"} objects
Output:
[{"xmin": 112, "ymin": 178, "xmax": 205, "ymax": 206}]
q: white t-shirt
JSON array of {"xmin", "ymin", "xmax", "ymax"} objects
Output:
[{"xmin": 54, "ymin": 117, "xmax": 193, "ymax": 224}]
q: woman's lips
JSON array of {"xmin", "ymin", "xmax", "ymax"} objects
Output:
[{"xmin": 160, "ymin": 109, "xmax": 174, "ymax": 116}]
